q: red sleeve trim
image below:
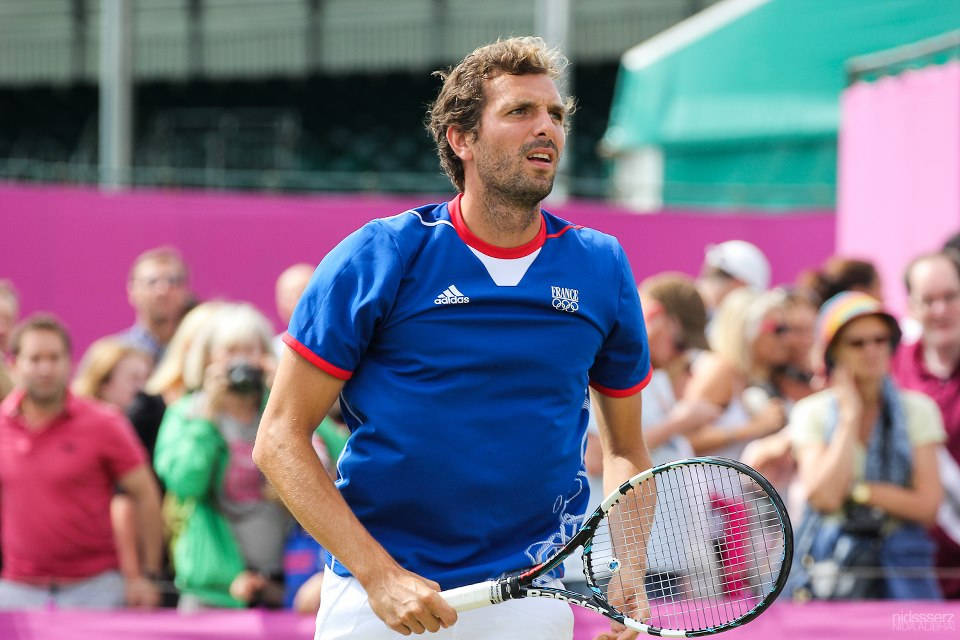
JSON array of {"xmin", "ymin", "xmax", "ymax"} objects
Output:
[
  {"xmin": 589, "ymin": 367, "xmax": 653, "ymax": 398},
  {"xmin": 545, "ymin": 225, "xmax": 583, "ymax": 239},
  {"xmin": 282, "ymin": 333, "xmax": 353, "ymax": 381}
]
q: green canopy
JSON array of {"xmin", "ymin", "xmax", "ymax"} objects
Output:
[{"xmin": 602, "ymin": 0, "xmax": 960, "ymax": 209}]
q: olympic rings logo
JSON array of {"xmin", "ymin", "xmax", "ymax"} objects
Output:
[{"xmin": 552, "ymin": 298, "xmax": 579, "ymax": 312}]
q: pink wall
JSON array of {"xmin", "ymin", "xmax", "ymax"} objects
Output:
[
  {"xmin": 2, "ymin": 601, "xmax": 960, "ymax": 640},
  {"xmin": 838, "ymin": 60, "xmax": 960, "ymax": 317},
  {"xmin": 0, "ymin": 183, "xmax": 833, "ymax": 358}
]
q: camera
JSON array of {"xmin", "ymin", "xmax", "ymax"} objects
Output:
[{"xmin": 226, "ymin": 362, "xmax": 265, "ymax": 396}]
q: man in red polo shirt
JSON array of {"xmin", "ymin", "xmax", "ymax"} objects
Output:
[
  {"xmin": 893, "ymin": 250, "xmax": 960, "ymax": 598},
  {"xmin": 0, "ymin": 314, "xmax": 164, "ymax": 608}
]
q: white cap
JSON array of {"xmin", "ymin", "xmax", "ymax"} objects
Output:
[{"xmin": 704, "ymin": 240, "xmax": 770, "ymax": 291}]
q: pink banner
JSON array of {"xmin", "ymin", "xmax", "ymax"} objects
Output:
[
  {"xmin": 577, "ymin": 601, "xmax": 960, "ymax": 638},
  {"xmin": 0, "ymin": 602, "xmax": 957, "ymax": 639},
  {"xmin": 0, "ymin": 184, "xmax": 833, "ymax": 357},
  {"xmin": 838, "ymin": 61, "xmax": 960, "ymax": 317}
]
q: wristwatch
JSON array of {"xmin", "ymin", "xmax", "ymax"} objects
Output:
[{"xmin": 850, "ymin": 481, "xmax": 871, "ymax": 505}]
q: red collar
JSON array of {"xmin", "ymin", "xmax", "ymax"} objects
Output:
[
  {"xmin": 1, "ymin": 388, "xmax": 76, "ymax": 420},
  {"xmin": 911, "ymin": 339, "xmax": 960, "ymax": 380},
  {"xmin": 448, "ymin": 193, "xmax": 546, "ymax": 259}
]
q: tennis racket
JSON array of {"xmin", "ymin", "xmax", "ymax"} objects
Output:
[{"xmin": 440, "ymin": 457, "xmax": 792, "ymax": 637}]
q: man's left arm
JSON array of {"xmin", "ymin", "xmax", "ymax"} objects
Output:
[
  {"xmin": 593, "ymin": 391, "xmax": 651, "ymax": 494},
  {"xmin": 116, "ymin": 465, "xmax": 164, "ymax": 608},
  {"xmin": 592, "ymin": 390, "xmax": 651, "ymax": 640}
]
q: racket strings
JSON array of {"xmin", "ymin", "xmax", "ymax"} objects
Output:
[{"xmin": 584, "ymin": 463, "xmax": 786, "ymax": 632}]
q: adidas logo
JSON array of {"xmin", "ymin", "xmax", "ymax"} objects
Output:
[{"xmin": 434, "ymin": 284, "xmax": 470, "ymax": 305}]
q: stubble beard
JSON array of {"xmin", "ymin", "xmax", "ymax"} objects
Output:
[
  {"xmin": 25, "ymin": 382, "xmax": 66, "ymax": 409},
  {"xmin": 475, "ymin": 148, "xmax": 555, "ymax": 236}
]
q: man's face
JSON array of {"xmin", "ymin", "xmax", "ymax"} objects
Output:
[
  {"xmin": 466, "ymin": 73, "xmax": 566, "ymax": 206},
  {"xmin": 0, "ymin": 296, "xmax": 17, "ymax": 354},
  {"xmin": 14, "ymin": 329, "xmax": 71, "ymax": 406},
  {"xmin": 128, "ymin": 258, "xmax": 189, "ymax": 325},
  {"xmin": 908, "ymin": 256, "xmax": 960, "ymax": 350},
  {"xmin": 275, "ymin": 265, "xmax": 314, "ymax": 326}
]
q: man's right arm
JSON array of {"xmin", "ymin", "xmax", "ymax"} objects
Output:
[{"xmin": 253, "ymin": 347, "xmax": 456, "ymax": 635}]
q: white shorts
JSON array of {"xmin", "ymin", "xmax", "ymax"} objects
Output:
[{"xmin": 315, "ymin": 572, "xmax": 574, "ymax": 640}]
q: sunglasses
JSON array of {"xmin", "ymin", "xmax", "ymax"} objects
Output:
[
  {"xmin": 841, "ymin": 334, "xmax": 892, "ymax": 349},
  {"xmin": 760, "ymin": 319, "xmax": 790, "ymax": 336},
  {"xmin": 135, "ymin": 275, "xmax": 186, "ymax": 288},
  {"xmin": 642, "ymin": 299, "xmax": 665, "ymax": 321}
]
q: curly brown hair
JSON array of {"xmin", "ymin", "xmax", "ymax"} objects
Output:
[{"xmin": 425, "ymin": 36, "xmax": 574, "ymax": 193}]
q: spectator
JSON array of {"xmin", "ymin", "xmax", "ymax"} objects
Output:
[
  {"xmin": 73, "ymin": 338, "xmax": 152, "ymax": 408},
  {"xmin": 684, "ymin": 288, "xmax": 790, "ymax": 459},
  {"xmin": 72, "ymin": 337, "xmax": 172, "ymax": 604},
  {"xmin": 638, "ymin": 272, "xmax": 719, "ymax": 463},
  {"xmin": 942, "ymin": 231, "xmax": 960, "ymax": 258},
  {"xmin": 741, "ymin": 289, "xmax": 820, "ymax": 518},
  {"xmin": 789, "ymin": 292, "xmax": 944, "ymax": 599},
  {"xmin": 0, "ymin": 314, "xmax": 163, "ymax": 609},
  {"xmin": 74, "ymin": 335, "xmax": 170, "ymax": 474},
  {"xmin": 145, "ymin": 301, "xmax": 224, "ymax": 406},
  {"xmin": 0, "ymin": 280, "xmax": 19, "ymax": 400},
  {"xmin": 274, "ymin": 263, "xmax": 315, "ymax": 357},
  {"xmin": 696, "ymin": 240, "xmax": 770, "ymax": 317},
  {"xmin": 637, "ymin": 273, "xmax": 724, "ymax": 600},
  {"xmin": 893, "ymin": 251, "xmax": 960, "ymax": 598},
  {"xmin": 0, "ymin": 280, "xmax": 17, "ymax": 354},
  {"xmin": 772, "ymin": 288, "xmax": 818, "ymax": 403},
  {"xmin": 120, "ymin": 247, "xmax": 191, "ymax": 364},
  {"xmin": 798, "ymin": 257, "xmax": 882, "ymax": 307},
  {"xmin": 154, "ymin": 303, "xmax": 288, "ymax": 610}
]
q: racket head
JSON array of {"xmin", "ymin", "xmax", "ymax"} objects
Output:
[{"xmin": 580, "ymin": 457, "xmax": 793, "ymax": 637}]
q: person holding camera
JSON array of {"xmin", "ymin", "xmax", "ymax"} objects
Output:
[{"xmin": 154, "ymin": 303, "xmax": 289, "ymax": 610}]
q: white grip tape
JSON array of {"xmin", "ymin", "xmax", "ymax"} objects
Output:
[{"xmin": 439, "ymin": 581, "xmax": 499, "ymax": 612}]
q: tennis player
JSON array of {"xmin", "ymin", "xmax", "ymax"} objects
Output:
[{"xmin": 254, "ymin": 36, "xmax": 653, "ymax": 640}]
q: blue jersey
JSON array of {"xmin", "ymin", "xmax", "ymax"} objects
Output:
[{"xmin": 285, "ymin": 195, "xmax": 651, "ymax": 588}]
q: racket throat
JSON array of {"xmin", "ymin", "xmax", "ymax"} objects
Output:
[{"xmin": 498, "ymin": 576, "xmax": 523, "ymax": 602}]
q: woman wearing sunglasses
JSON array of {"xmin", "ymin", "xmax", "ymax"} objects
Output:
[
  {"xmin": 789, "ymin": 291, "xmax": 944, "ymax": 599},
  {"xmin": 683, "ymin": 288, "xmax": 793, "ymax": 460}
]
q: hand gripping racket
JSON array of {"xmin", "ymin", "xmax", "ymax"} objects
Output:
[{"xmin": 440, "ymin": 457, "xmax": 792, "ymax": 637}]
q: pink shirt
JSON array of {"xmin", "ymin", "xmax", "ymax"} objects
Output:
[
  {"xmin": 892, "ymin": 340, "xmax": 960, "ymax": 464},
  {"xmin": 892, "ymin": 340, "xmax": 960, "ymax": 597},
  {"xmin": 0, "ymin": 390, "xmax": 147, "ymax": 581}
]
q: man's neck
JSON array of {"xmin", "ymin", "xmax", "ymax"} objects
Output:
[
  {"xmin": 459, "ymin": 190, "xmax": 542, "ymax": 249},
  {"xmin": 922, "ymin": 339, "xmax": 960, "ymax": 378},
  {"xmin": 21, "ymin": 394, "xmax": 66, "ymax": 430},
  {"xmin": 856, "ymin": 377, "xmax": 884, "ymax": 408},
  {"xmin": 138, "ymin": 316, "xmax": 175, "ymax": 346}
]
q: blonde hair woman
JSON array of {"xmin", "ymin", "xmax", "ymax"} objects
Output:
[
  {"xmin": 146, "ymin": 301, "xmax": 223, "ymax": 405},
  {"xmin": 683, "ymin": 287, "xmax": 792, "ymax": 459},
  {"xmin": 73, "ymin": 338, "xmax": 154, "ymax": 410},
  {"xmin": 154, "ymin": 302, "xmax": 286, "ymax": 610}
]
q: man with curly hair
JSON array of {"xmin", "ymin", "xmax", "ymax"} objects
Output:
[{"xmin": 256, "ymin": 37, "xmax": 652, "ymax": 640}]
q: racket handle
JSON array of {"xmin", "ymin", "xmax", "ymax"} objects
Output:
[{"xmin": 439, "ymin": 580, "xmax": 500, "ymax": 612}]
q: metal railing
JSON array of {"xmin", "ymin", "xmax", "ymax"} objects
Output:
[
  {"xmin": 0, "ymin": 1, "xmax": 719, "ymax": 84},
  {"xmin": 0, "ymin": 158, "xmax": 618, "ymax": 199}
]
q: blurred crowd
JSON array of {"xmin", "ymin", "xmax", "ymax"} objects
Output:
[
  {"xmin": 1, "ymin": 232, "xmax": 960, "ymax": 612},
  {"xmin": 0, "ymin": 251, "xmax": 342, "ymax": 613}
]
